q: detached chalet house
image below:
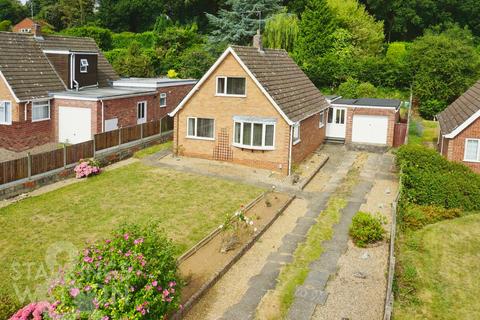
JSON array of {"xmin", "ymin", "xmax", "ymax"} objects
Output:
[
  {"xmin": 438, "ymin": 80, "xmax": 480, "ymax": 173},
  {"xmin": 170, "ymin": 35, "xmax": 329, "ymax": 175},
  {"xmin": 0, "ymin": 26, "xmax": 195, "ymax": 151}
]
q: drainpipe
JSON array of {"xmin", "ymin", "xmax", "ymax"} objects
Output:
[
  {"xmin": 100, "ymin": 100, "xmax": 105, "ymax": 132},
  {"xmin": 24, "ymin": 101, "xmax": 30, "ymax": 121},
  {"xmin": 288, "ymin": 124, "xmax": 293, "ymax": 176}
]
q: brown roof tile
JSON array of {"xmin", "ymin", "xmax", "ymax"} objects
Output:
[
  {"xmin": 438, "ymin": 80, "xmax": 480, "ymax": 134},
  {"xmin": 231, "ymin": 46, "xmax": 328, "ymax": 122}
]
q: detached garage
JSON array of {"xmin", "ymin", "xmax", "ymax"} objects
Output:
[{"xmin": 326, "ymin": 97, "xmax": 401, "ymax": 147}]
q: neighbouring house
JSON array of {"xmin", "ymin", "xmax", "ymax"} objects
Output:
[
  {"xmin": 326, "ymin": 96, "xmax": 402, "ymax": 146},
  {"xmin": 169, "ymin": 33, "xmax": 329, "ymax": 175},
  {"xmin": 12, "ymin": 18, "xmax": 53, "ymax": 33},
  {"xmin": 0, "ymin": 27, "xmax": 195, "ymax": 151},
  {"xmin": 437, "ymin": 80, "xmax": 480, "ymax": 173}
]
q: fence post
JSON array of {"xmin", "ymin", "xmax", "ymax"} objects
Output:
[
  {"xmin": 140, "ymin": 123, "xmax": 144, "ymax": 141},
  {"xmin": 92, "ymin": 137, "xmax": 96, "ymax": 158},
  {"xmin": 118, "ymin": 127, "xmax": 122, "ymax": 147},
  {"xmin": 63, "ymin": 144, "xmax": 67, "ymax": 169},
  {"xmin": 27, "ymin": 152, "xmax": 32, "ymax": 179}
]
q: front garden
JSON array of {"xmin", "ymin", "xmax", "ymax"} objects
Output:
[
  {"xmin": 0, "ymin": 153, "xmax": 262, "ymax": 318},
  {"xmin": 394, "ymin": 145, "xmax": 480, "ymax": 319}
]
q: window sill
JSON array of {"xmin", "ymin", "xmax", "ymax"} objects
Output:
[
  {"xmin": 232, "ymin": 143, "xmax": 275, "ymax": 151},
  {"xmin": 463, "ymin": 159, "xmax": 480, "ymax": 163},
  {"xmin": 319, "ymin": 124, "xmax": 325, "ymax": 129},
  {"xmin": 215, "ymin": 94, "xmax": 247, "ymax": 98},
  {"xmin": 186, "ymin": 136, "xmax": 215, "ymax": 141},
  {"xmin": 32, "ymin": 118, "xmax": 50, "ymax": 123},
  {"xmin": 293, "ymin": 139, "xmax": 301, "ymax": 145},
  {"xmin": 160, "ymin": 105, "xmax": 167, "ymax": 108},
  {"xmin": 0, "ymin": 122, "xmax": 12, "ymax": 125}
]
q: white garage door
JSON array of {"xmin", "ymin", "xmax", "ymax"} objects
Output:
[
  {"xmin": 58, "ymin": 107, "xmax": 92, "ymax": 144},
  {"xmin": 352, "ymin": 115, "xmax": 388, "ymax": 145}
]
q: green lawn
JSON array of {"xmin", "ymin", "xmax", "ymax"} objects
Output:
[
  {"xmin": 133, "ymin": 141, "xmax": 173, "ymax": 159},
  {"xmin": 408, "ymin": 115, "xmax": 439, "ymax": 148},
  {"xmin": 395, "ymin": 214, "xmax": 480, "ymax": 319},
  {"xmin": 0, "ymin": 161, "xmax": 262, "ymax": 310}
]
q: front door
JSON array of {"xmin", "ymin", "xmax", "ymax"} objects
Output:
[
  {"xmin": 326, "ymin": 107, "xmax": 347, "ymax": 139},
  {"xmin": 137, "ymin": 101, "xmax": 147, "ymax": 124}
]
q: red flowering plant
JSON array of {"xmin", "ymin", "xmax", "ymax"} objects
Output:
[
  {"xmin": 9, "ymin": 302, "xmax": 53, "ymax": 320},
  {"xmin": 49, "ymin": 224, "xmax": 181, "ymax": 319},
  {"xmin": 74, "ymin": 159, "xmax": 101, "ymax": 179}
]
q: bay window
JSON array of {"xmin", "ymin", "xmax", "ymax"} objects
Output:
[
  {"xmin": 0, "ymin": 101, "xmax": 12, "ymax": 125},
  {"xmin": 187, "ymin": 117, "xmax": 215, "ymax": 139},
  {"xmin": 32, "ymin": 100, "xmax": 50, "ymax": 121},
  {"xmin": 464, "ymin": 139, "xmax": 480, "ymax": 162},
  {"xmin": 216, "ymin": 77, "xmax": 246, "ymax": 96},
  {"xmin": 233, "ymin": 118, "xmax": 275, "ymax": 150}
]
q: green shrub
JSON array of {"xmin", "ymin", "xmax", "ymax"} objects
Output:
[
  {"xmin": 337, "ymin": 77, "xmax": 360, "ymax": 98},
  {"xmin": 401, "ymin": 204, "xmax": 463, "ymax": 230},
  {"xmin": 397, "ymin": 145, "xmax": 480, "ymax": 211},
  {"xmin": 50, "ymin": 224, "xmax": 181, "ymax": 319},
  {"xmin": 0, "ymin": 293, "xmax": 22, "ymax": 319},
  {"xmin": 62, "ymin": 26, "xmax": 113, "ymax": 51},
  {"xmin": 356, "ymin": 82, "xmax": 377, "ymax": 98},
  {"xmin": 349, "ymin": 211, "xmax": 385, "ymax": 247}
]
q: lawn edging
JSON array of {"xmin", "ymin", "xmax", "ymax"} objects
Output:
[
  {"xmin": 299, "ymin": 155, "xmax": 329, "ymax": 190},
  {"xmin": 172, "ymin": 193, "xmax": 296, "ymax": 319}
]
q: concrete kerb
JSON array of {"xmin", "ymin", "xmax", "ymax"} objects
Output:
[
  {"xmin": 171, "ymin": 194, "xmax": 296, "ymax": 320},
  {"xmin": 299, "ymin": 155, "xmax": 330, "ymax": 190}
]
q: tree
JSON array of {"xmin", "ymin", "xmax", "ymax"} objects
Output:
[
  {"xmin": 294, "ymin": 0, "xmax": 337, "ymax": 63},
  {"xmin": 327, "ymin": 0, "xmax": 384, "ymax": 56},
  {"xmin": 409, "ymin": 29, "xmax": 480, "ymax": 119},
  {"xmin": 110, "ymin": 42, "xmax": 157, "ymax": 77},
  {"xmin": 0, "ymin": 0, "xmax": 27, "ymax": 23},
  {"xmin": 263, "ymin": 10, "xmax": 299, "ymax": 52},
  {"xmin": 62, "ymin": 26, "xmax": 113, "ymax": 51},
  {"xmin": 35, "ymin": 0, "xmax": 95, "ymax": 30},
  {"xmin": 0, "ymin": 19, "xmax": 12, "ymax": 31},
  {"xmin": 206, "ymin": 0, "xmax": 282, "ymax": 45}
]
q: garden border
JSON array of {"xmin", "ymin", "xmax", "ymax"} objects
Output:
[
  {"xmin": 172, "ymin": 193, "xmax": 296, "ymax": 319},
  {"xmin": 299, "ymin": 155, "xmax": 330, "ymax": 190}
]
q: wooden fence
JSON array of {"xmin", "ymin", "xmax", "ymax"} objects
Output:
[
  {"xmin": 393, "ymin": 122, "xmax": 408, "ymax": 147},
  {"xmin": 0, "ymin": 119, "xmax": 166, "ymax": 186}
]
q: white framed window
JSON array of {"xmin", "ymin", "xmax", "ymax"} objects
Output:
[
  {"xmin": 21, "ymin": 28, "xmax": 31, "ymax": 33},
  {"xmin": 160, "ymin": 93, "xmax": 167, "ymax": 107},
  {"xmin": 0, "ymin": 101, "xmax": 12, "ymax": 125},
  {"xmin": 319, "ymin": 110, "xmax": 325, "ymax": 128},
  {"xmin": 32, "ymin": 100, "xmax": 50, "ymax": 122},
  {"xmin": 464, "ymin": 139, "xmax": 480, "ymax": 162},
  {"xmin": 233, "ymin": 120, "xmax": 275, "ymax": 150},
  {"xmin": 293, "ymin": 122, "xmax": 300, "ymax": 144},
  {"xmin": 187, "ymin": 117, "xmax": 215, "ymax": 140},
  {"xmin": 216, "ymin": 77, "xmax": 246, "ymax": 96},
  {"xmin": 80, "ymin": 59, "xmax": 89, "ymax": 73}
]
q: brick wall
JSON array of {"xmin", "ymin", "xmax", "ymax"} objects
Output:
[
  {"xmin": 12, "ymin": 18, "xmax": 34, "ymax": 33},
  {"xmin": 344, "ymin": 107, "xmax": 397, "ymax": 146},
  {"xmin": 102, "ymin": 94, "xmax": 158, "ymax": 131},
  {"xmin": 157, "ymin": 84, "xmax": 194, "ymax": 119},
  {"xmin": 174, "ymin": 53, "xmax": 291, "ymax": 175},
  {"xmin": 292, "ymin": 112, "xmax": 325, "ymax": 164},
  {"xmin": 443, "ymin": 119, "xmax": 480, "ymax": 173}
]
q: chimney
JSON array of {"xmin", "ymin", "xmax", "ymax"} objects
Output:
[
  {"xmin": 253, "ymin": 29, "xmax": 264, "ymax": 53},
  {"xmin": 33, "ymin": 23, "xmax": 43, "ymax": 40}
]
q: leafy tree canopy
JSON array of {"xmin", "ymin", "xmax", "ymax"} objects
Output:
[
  {"xmin": 0, "ymin": 0, "xmax": 27, "ymax": 23},
  {"xmin": 263, "ymin": 10, "xmax": 299, "ymax": 52}
]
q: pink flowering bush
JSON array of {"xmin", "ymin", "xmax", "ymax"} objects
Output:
[
  {"xmin": 74, "ymin": 159, "xmax": 101, "ymax": 179},
  {"xmin": 50, "ymin": 224, "xmax": 180, "ymax": 319},
  {"xmin": 9, "ymin": 302, "xmax": 52, "ymax": 320}
]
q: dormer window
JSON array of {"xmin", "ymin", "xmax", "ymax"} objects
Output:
[
  {"xmin": 80, "ymin": 59, "xmax": 89, "ymax": 73},
  {"xmin": 216, "ymin": 77, "xmax": 246, "ymax": 96}
]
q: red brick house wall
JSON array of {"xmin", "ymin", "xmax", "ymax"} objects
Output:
[
  {"xmin": 344, "ymin": 107, "xmax": 397, "ymax": 146},
  {"xmin": 12, "ymin": 18, "xmax": 35, "ymax": 33},
  {"xmin": 442, "ymin": 118, "xmax": 480, "ymax": 173},
  {"xmin": 157, "ymin": 84, "xmax": 194, "ymax": 119},
  {"xmin": 292, "ymin": 112, "xmax": 325, "ymax": 164}
]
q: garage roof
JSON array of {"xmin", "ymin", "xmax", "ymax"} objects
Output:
[
  {"xmin": 51, "ymin": 87, "xmax": 156, "ymax": 101},
  {"xmin": 332, "ymin": 98, "xmax": 402, "ymax": 109}
]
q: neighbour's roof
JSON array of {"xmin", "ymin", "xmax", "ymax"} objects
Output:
[
  {"xmin": 231, "ymin": 46, "xmax": 329, "ymax": 122},
  {"xmin": 0, "ymin": 32, "xmax": 119, "ymax": 101},
  {"xmin": 0, "ymin": 32, "xmax": 65, "ymax": 101},
  {"xmin": 51, "ymin": 87, "xmax": 156, "ymax": 101},
  {"xmin": 332, "ymin": 98, "xmax": 402, "ymax": 109},
  {"xmin": 437, "ymin": 80, "xmax": 480, "ymax": 135},
  {"xmin": 113, "ymin": 78, "xmax": 197, "ymax": 89}
]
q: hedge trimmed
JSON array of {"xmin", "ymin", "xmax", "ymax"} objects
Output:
[{"xmin": 396, "ymin": 145, "xmax": 480, "ymax": 211}]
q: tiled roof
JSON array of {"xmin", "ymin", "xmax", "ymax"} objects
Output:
[
  {"xmin": 437, "ymin": 80, "xmax": 480, "ymax": 134},
  {"xmin": 0, "ymin": 32, "xmax": 119, "ymax": 101},
  {"xmin": 0, "ymin": 32, "xmax": 65, "ymax": 101},
  {"xmin": 231, "ymin": 46, "xmax": 329, "ymax": 123}
]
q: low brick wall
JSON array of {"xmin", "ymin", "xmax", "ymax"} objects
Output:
[{"xmin": 0, "ymin": 132, "xmax": 172, "ymax": 200}]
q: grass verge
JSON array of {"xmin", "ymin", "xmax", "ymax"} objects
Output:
[
  {"xmin": 133, "ymin": 140, "xmax": 172, "ymax": 159},
  {"xmin": 408, "ymin": 116, "xmax": 438, "ymax": 148},
  {"xmin": 0, "ymin": 161, "xmax": 261, "ymax": 314},
  {"xmin": 395, "ymin": 214, "xmax": 480, "ymax": 319},
  {"xmin": 256, "ymin": 153, "xmax": 366, "ymax": 319}
]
